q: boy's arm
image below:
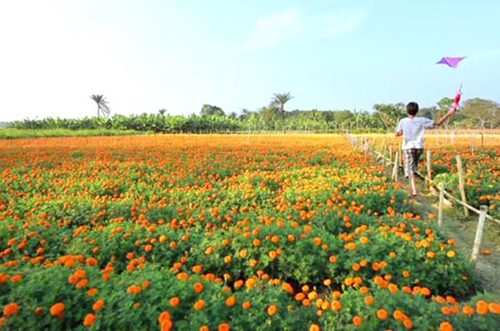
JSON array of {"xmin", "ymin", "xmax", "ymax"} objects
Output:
[
  {"xmin": 395, "ymin": 120, "xmax": 403, "ymax": 137},
  {"xmin": 435, "ymin": 105, "xmax": 457, "ymax": 127},
  {"xmin": 435, "ymin": 92, "xmax": 461, "ymax": 126}
]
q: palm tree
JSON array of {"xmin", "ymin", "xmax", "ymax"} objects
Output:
[
  {"xmin": 90, "ymin": 95, "xmax": 111, "ymax": 118},
  {"xmin": 270, "ymin": 92, "xmax": 293, "ymax": 133}
]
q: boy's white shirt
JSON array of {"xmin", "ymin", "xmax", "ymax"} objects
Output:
[{"xmin": 396, "ymin": 117, "xmax": 434, "ymax": 150}]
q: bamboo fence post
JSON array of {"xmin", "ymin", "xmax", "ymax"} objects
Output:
[
  {"xmin": 388, "ymin": 146, "xmax": 393, "ymax": 167},
  {"xmin": 392, "ymin": 152, "xmax": 399, "ymax": 182},
  {"xmin": 469, "ymin": 133, "xmax": 475, "ymax": 154},
  {"xmin": 456, "ymin": 155, "xmax": 470, "ymax": 217},
  {"xmin": 426, "ymin": 150, "xmax": 432, "ymax": 184},
  {"xmin": 438, "ymin": 183, "xmax": 445, "ymax": 227},
  {"xmin": 471, "ymin": 206, "xmax": 488, "ymax": 263}
]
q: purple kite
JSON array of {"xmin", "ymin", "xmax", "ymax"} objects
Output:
[{"xmin": 436, "ymin": 56, "xmax": 466, "ymax": 68}]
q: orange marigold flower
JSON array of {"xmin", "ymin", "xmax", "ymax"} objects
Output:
[
  {"xmin": 93, "ymin": 300, "xmax": 105, "ymax": 312},
  {"xmin": 353, "ymin": 316, "xmax": 363, "ymax": 326},
  {"xmin": 158, "ymin": 311, "xmax": 171, "ymax": 324},
  {"xmin": 309, "ymin": 323, "xmax": 321, "ymax": 331},
  {"xmin": 439, "ymin": 321, "xmax": 453, "ymax": 331},
  {"xmin": 177, "ymin": 272, "xmax": 189, "ymax": 281},
  {"xmin": 194, "ymin": 300, "xmax": 206, "ymax": 311},
  {"xmin": 360, "ymin": 286, "xmax": 369, "ymax": 294},
  {"xmin": 3, "ymin": 303, "xmax": 20, "ymax": 316},
  {"xmin": 194, "ymin": 282, "xmax": 205, "ymax": 293},
  {"xmin": 76, "ymin": 278, "xmax": 89, "ymax": 289},
  {"xmin": 127, "ymin": 285, "xmax": 142, "ymax": 294},
  {"xmin": 388, "ymin": 284, "xmax": 399, "ymax": 293},
  {"xmin": 267, "ymin": 304, "xmax": 278, "ymax": 316},
  {"xmin": 403, "ymin": 319, "xmax": 413, "ymax": 329},
  {"xmin": 50, "ymin": 303, "xmax": 65, "ymax": 317},
  {"xmin": 364, "ymin": 296, "xmax": 375, "ymax": 306},
  {"xmin": 200, "ymin": 327, "xmax": 210, "ymax": 331},
  {"xmin": 87, "ymin": 288, "xmax": 99, "ymax": 297},
  {"xmin": 161, "ymin": 319, "xmax": 174, "ymax": 331},
  {"xmin": 0, "ymin": 317, "xmax": 6, "ymax": 329},
  {"xmin": 74, "ymin": 269, "xmax": 86, "ymax": 279},
  {"xmin": 489, "ymin": 303, "xmax": 500, "ymax": 314},
  {"xmin": 441, "ymin": 306, "xmax": 452, "ymax": 315},
  {"xmin": 476, "ymin": 300, "xmax": 489, "ymax": 315},
  {"xmin": 461, "ymin": 305, "xmax": 474, "ymax": 316},
  {"xmin": 218, "ymin": 323, "xmax": 231, "ymax": 331},
  {"xmin": 420, "ymin": 287, "xmax": 431, "ymax": 296},
  {"xmin": 170, "ymin": 297, "xmax": 181, "ymax": 307},
  {"xmin": 332, "ymin": 300, "xmax": 342, "ymax": 311},
  {"xmin": 377, "ymin": 309, "xmax": 389, "ymax": 320},
  {"xmin": 225, "ymin": 296, "xmax": 237, "ymax": 308},
  {"xmin": 242, "ymin": 301, "xmax": 252, "ymax": 309},
  {"xmin": 35, "ymin": 307, "xmax": 44, "ymax": 315},
  {"xmin": 393, "ymin": 310, "xmax": 405, "ymax": 321},
  {"xmin": 86, "ymin": 258, "xmax": 98, "ymax": 266},
  {"xmin": 83, "ymin": 313, "xmax": 96, "ymax": 327}
]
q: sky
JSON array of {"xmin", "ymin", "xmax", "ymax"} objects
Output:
[{"xmin": 1, "ymin": 0, "xmax": 499, "ymax": 121}]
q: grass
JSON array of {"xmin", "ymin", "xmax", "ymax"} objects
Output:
[
  {"xmin": 0, "ymin": 128, "xmax": 143, "ymax": 139},
  {"xmin": 413, "ymin": 190, "xmax": 500, "ymax": 300}
]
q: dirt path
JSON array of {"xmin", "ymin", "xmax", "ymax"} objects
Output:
[{"xmin": 408, "ymin": 183, "xmax": 500, "ymax": 300}]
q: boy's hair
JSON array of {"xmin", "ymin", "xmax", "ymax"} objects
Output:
[{"xmin": 406, "ymin": 102, "xmax": 419, "ymax": 116}]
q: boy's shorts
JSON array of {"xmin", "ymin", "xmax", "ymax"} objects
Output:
[{"xmin": 403, "ymin": 148, "xmax": 423, "ymax": 178}]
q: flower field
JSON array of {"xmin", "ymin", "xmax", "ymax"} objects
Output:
[{"xmin": 0, "ymin": 135, "xmax": 499, "ymax": 331}]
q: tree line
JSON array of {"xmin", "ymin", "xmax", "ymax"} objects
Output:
[{"xmin": 9, "ymin": 94, "xmax": 500, "ymax": 133}]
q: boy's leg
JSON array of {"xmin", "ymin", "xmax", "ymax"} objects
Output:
[
  {"xmin": 403, "ymin": 150, "xmax": 411, "ymax": 178},
  {"xmin": 406, "ymin": 149, "xmax": 418, "ymax": 196},
  {"xmin": 412, "ymin": 149, "xmax": 424, "ymax": 177}
]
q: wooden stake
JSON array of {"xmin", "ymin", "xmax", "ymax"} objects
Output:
[
  {"xmin": 392, "ymin": 152, "xmax": 399, "ymax": 182},
  {"xmin": 426, "ymin": 150, "xmax": 432, "ymax": 184},
  {"xmin": 438, "ymin": 183, "xmax": 444, "ymax": 227},
  {"xmin": 456, "ymin": 155, "xmax": 470, "ymax": 217},
  {"xmin": 471, "ymin": 206, "xmax": 488, "ymax": 263}
]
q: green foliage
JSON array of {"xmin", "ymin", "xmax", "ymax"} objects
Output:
[
  {"xmin": 5, "ymin": 96, "xmax": 500, "ymax": 136},
  {"xmin": 201, "ymin": 104, "xmax": 225, "ymax": 117}
]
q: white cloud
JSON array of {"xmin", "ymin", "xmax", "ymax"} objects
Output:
[
  {"xmin": 313, "ymin": 10, "xmax": 366, "ymax": 40},
  {"xmin": 246, "ymin": 8, "xmax": 366, "ymax": 50},
  {"xmin": 246, "ymin": 8, "xmax": 301, "ymax": 50}
]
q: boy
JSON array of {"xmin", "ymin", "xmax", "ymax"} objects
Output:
[{"xmin": 395, "ymin": 100, "xmax": 458, "ymax": 197}]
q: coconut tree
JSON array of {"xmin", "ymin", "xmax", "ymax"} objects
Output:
[
  {"xmin": 270, "ymin": 92, "xmax": 293, "ymax": 133},
  {"xmin": 90, "ymin": 94, "xmax": 111, "ymax": 118}
]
